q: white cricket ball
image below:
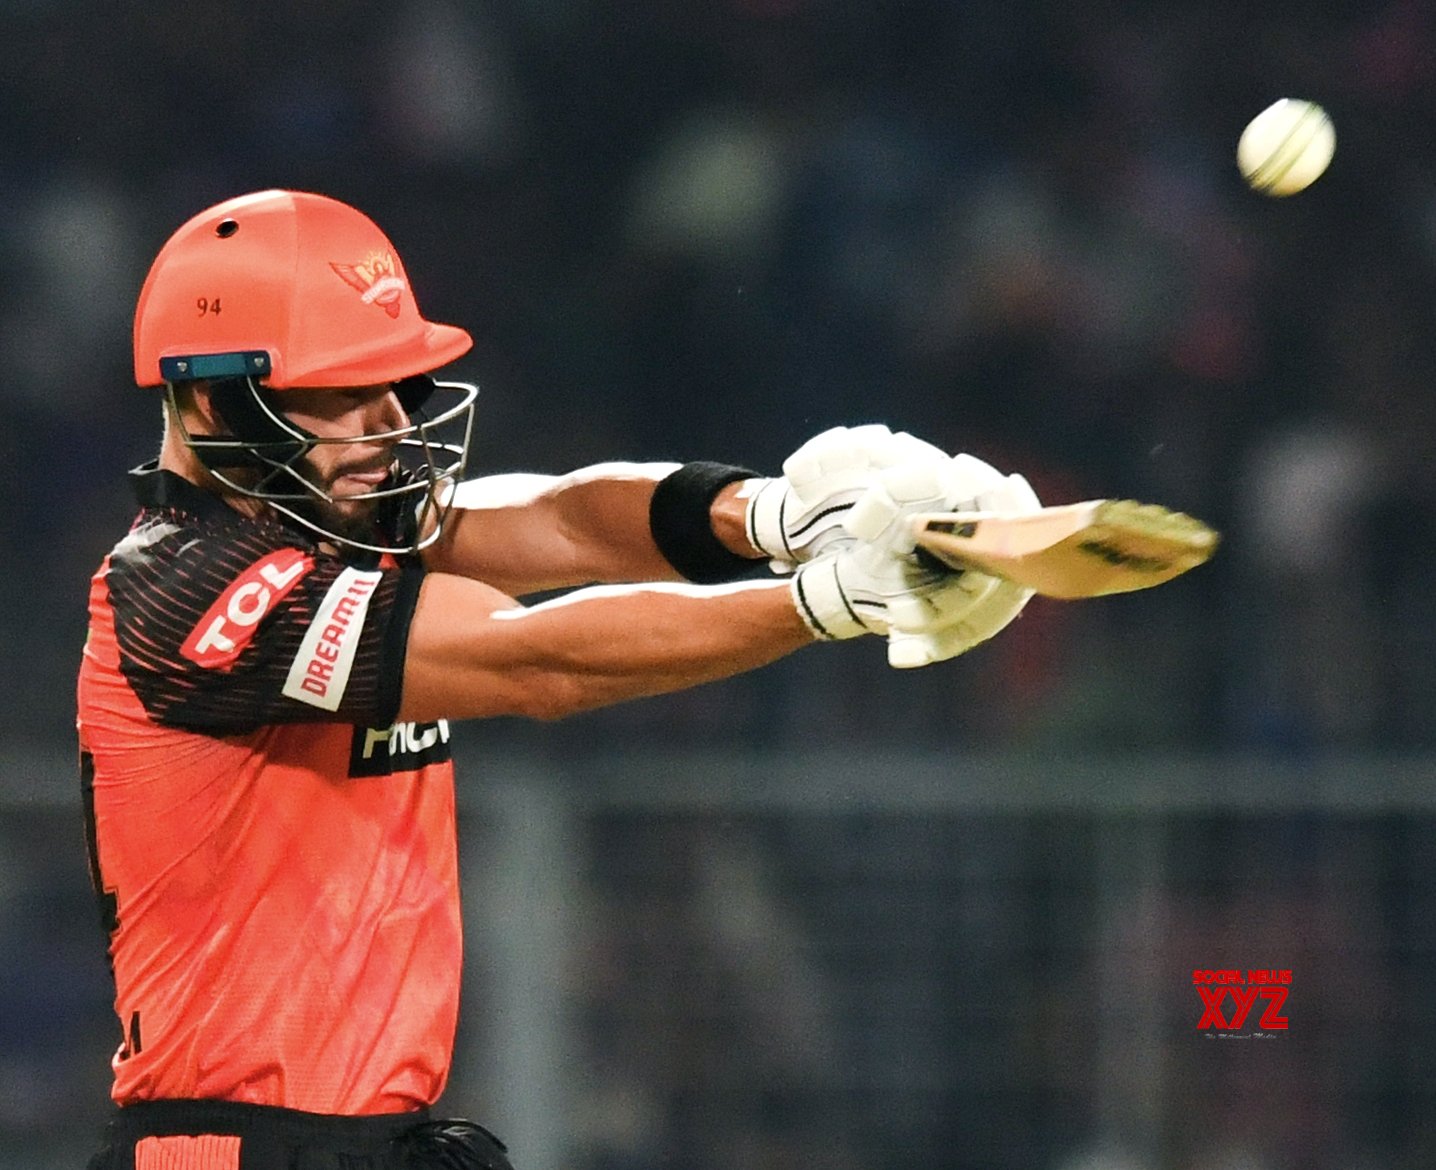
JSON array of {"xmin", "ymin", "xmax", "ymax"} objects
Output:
[{"xmin": 1237, "ymin": 99, "xmax": 1335, "ymax": 196}]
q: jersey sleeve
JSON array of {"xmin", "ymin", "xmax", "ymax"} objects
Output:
[{"xmin": 107, "ymin": 515, "xmax": 424, "ymax": 734}]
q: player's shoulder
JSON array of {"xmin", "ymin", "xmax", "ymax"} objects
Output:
[
  {"xmin": 114, "ymin": 467, "xmax": 308, "ymax": 561},
  {"xmin": 96, "ymin": 469, "xmax": 414, "ymax": 732},
  {"xmin": 110, "ymin": 506, "xmax": 305, "ymax": 579},
  {"xmin": 100, "ymin": 471, "xmax": 336, "ymax": 691},
  {"xmin": 106, "ymin": 469, "xmax": 321, "ymax": 617}
]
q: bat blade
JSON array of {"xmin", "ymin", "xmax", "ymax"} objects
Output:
[{"xmin": 911, "ymin": 499, "xmax": 1219, "ymax": 599}]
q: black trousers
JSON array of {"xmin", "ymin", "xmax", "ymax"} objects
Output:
[{"xmin": 86, "ymin": 1099, "xmax": 514, "ymax": 1170}]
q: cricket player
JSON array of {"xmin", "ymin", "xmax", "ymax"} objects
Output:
[{"xmin": 76, "ymin": 189, "xmax": 1039, "ymax": 1170}]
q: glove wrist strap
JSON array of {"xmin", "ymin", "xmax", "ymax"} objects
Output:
[
  {"xmin": 791, "ymin": 560, "xmax": 869, "ymax": 640},
  {"xmin": 745, "ymin": 477, "xmax": 789, "ymax": 561}
]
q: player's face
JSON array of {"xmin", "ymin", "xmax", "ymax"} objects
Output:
[{"xmin": 278, "ymin": 383, "xmax": 410, "ymax": 530}]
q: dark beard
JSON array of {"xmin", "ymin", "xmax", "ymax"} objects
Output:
[
  {"xmin": 318, "ymin": 466, "xmax": 427, "ymax": 551},
  {"xmin": 314, "ymin": 496, "xmax": 385, "ymax": 546},
  {"xmin": 278, "ymin": 455, "xmax": 395, "ymax": 549}
]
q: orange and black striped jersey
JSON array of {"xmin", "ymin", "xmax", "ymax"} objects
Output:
[{"xmin": 76, "ymin": 466, "xmax": 462, "ymax": 1116}]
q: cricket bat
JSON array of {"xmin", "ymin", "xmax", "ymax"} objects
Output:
[{"xmin": 911, "ymin": 499, "xmax": 1218, "ymax": 599}]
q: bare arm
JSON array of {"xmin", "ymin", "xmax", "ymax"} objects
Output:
[
  {"xmin": 421, "ymin": 463, "xmax": 763, "ymax": 595},
  {"xmin": 398, "ymin": 571, "xmax": 814, "ymax": 723}
]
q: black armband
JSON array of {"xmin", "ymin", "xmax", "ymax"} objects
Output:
[{"xmin": 649, "ymin": 461, "xmax": 761, "ymax": 584}]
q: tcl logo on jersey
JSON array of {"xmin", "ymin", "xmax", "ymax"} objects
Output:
[{"xmin": 181, "ymin": 550, "xmax": 314, "ymax": 668}]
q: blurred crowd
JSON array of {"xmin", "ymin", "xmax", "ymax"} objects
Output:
[{"xmin": 4, "ymin": 0, "xmax": 1436, "ymax": 757}]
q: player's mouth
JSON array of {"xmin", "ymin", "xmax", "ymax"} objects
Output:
[{"xmin": 330, "ymin": 460, "xmax": 394, "ymax": 496}]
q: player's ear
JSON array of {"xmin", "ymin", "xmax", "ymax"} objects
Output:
[
  {"xmin": 183, "ymin": 381, "xmax": 222, "ymax": 431},
  {"xmin": 161, "ymin": 381, "xmax": 193, "ymax": 426}
]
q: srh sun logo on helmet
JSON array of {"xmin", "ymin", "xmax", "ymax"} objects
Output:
[{"xmin": 329, "ymin": 252, "xmax": 407, "ymax": 319}]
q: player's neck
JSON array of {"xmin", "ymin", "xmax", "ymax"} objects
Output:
[{"xmin": 157, "ymin": 427, "xmax": 267, "ymax": 523}]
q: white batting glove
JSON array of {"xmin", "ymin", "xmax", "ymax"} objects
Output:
[
  {"xmin": 785, "ymin": 448, "xmax": 1043, "ymax": 663},
  {"xmin": 788, "ymin": 459, "xmax": 968, "ymax": 640},
  {"xmin": 883, "ymin": 462, "xmax": 1043, "ymax": 668},
  {"xmin": 886, "ymin": 575, "xmax": 1034, "ymax": 668},
  {"xmin": 790, "ymin": 533, "xmax": 948, "ymax": 641},
  {"xmin": 746, "ymin": 425, "xmax": 952, "ymax": 573}
]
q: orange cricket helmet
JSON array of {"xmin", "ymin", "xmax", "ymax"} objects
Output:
[
  {"xmin": 133, "ymin": 190, "xmax": 479, "ymax": 555},
  {"xmin": 133, "ymin": 188, "xmax": 473, "ymax": 388}
]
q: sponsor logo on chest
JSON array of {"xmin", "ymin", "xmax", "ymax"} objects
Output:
[{"xmin": 349, "ymin": 719, "xmax": 452, "ymax": 777}]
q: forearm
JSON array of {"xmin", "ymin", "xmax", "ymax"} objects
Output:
[
  {"xmin": 399, "ymin": 574, "xmax": 814, "ymax": 723},
  {"xmin": 425, "ymin": 463, "xmax": 765, "ymax": 593},
  {"xmin": 422, "ymin": 464, "xmax": 676, "ymax": 590}
]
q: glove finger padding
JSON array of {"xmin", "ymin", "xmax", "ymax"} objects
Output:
[
  {"xmin": 886, "ymin": 575, "xmax": 1033, "ymax": 668},
  {"xmin": 876, "ymin": 453, "xmax": 1044, "ymax": 669},
  {"xmin": 752, "ymin": 425, "xmax": 958, "ymax": 571},
  {"xmin": 842, "ymin": 450, "xmax": 1044, "ymax": 549},
  {"xmin": 952, "ymin": 454, "xmax": 1041, "ymax": 516},
  {"xmin": 843, "ymin": 481, "xmax": 906, "ymax": 545},
  {"xmin": 843, "ymin": 461, "xmax": 963, "ymax": 549},
  {"xmin": 885, "ymin": 570, "xmax": 995, "ymax": 631},
  {"xmin": 783, "ymin": 424, "xmax": 898, "ymax": 493},
  {"xmin": 790, "ymin": 520, "xmax": 953, "ymax": 642}
]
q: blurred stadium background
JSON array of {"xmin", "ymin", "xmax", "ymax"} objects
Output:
[{"xmin": 4, "ymin": 1, "xmax": 1436, "ymax": 1168}]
